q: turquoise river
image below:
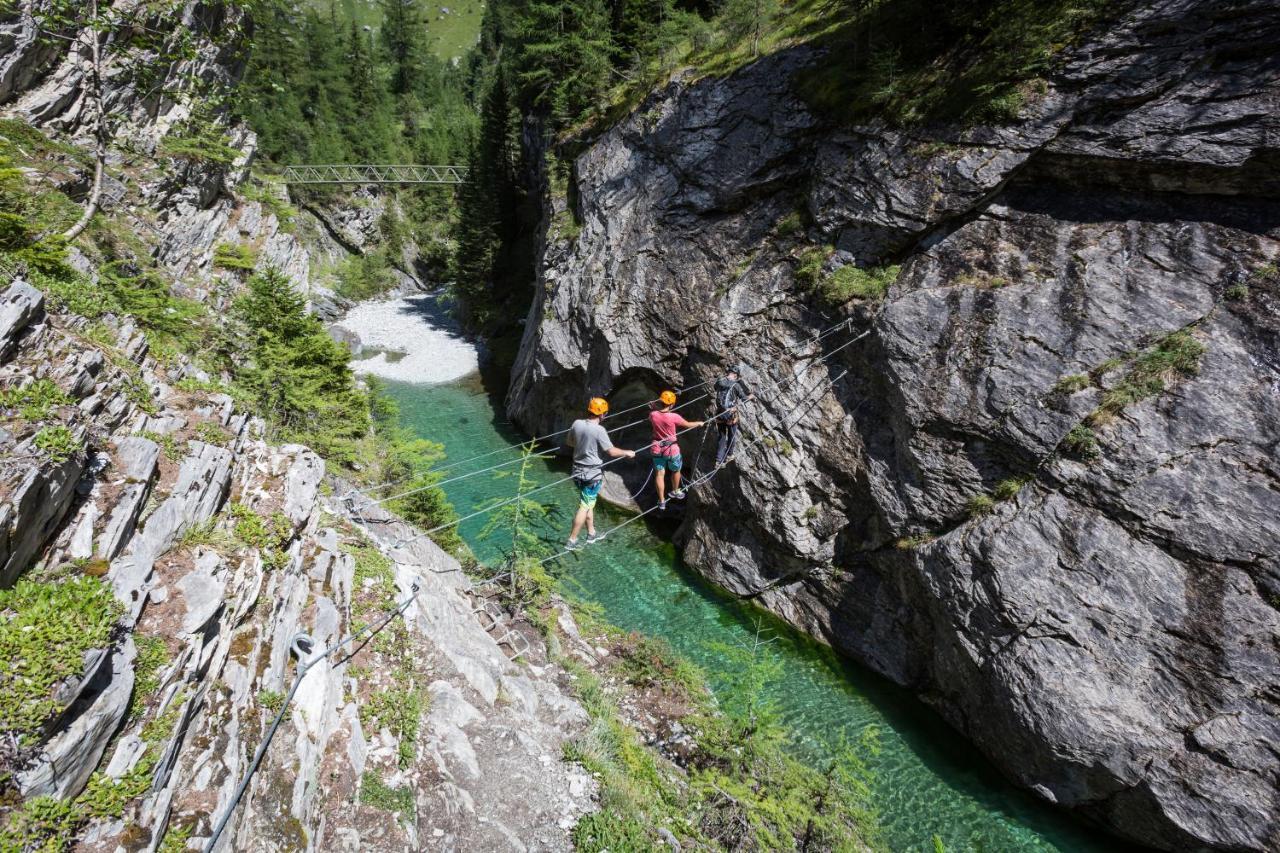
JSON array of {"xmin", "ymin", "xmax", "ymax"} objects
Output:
[{"xmin": 386, "ymin": 371, "xmax": 1131, "ymax": 853}]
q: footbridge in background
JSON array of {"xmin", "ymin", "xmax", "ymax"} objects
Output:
[{"xmin": 281, "ymin": 164, "xmax": 468, "ymax": 185}]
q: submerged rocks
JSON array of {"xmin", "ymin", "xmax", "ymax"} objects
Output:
[{"xmin": 508, "ymin": 0, "xmax": 1280, "ymax": 848}]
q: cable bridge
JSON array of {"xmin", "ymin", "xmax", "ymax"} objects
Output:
[{"xmin": 281, "ymin": 164, "xmax": 468, "ymax": 185}]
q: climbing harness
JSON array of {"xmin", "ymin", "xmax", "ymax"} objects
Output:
[
  {"xmin": 349, "ymin": 318, "xmax": 857, "ymax": 500},
  {"xmin": 352, "ymin": 321, "xmax": 870, "ymax": 550},
  {"xmin": 538, "ymin": 365, "xmax": 851, "ymax": 565},
  {"xmin": 357, "ymin": 389, "xmax": 716, "ymax": 507},
  {"xmin": 204, "ymin": 582, "xmax": 422, "ymax": 853}
]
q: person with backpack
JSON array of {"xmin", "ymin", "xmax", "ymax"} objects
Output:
[
  {"xmin": 648, "ymin": 390, "xmax": 705, "ymax": 510},
  {"xmin": 714, "ymin": 364, "xmax": 754, "ymax": 468},
  {"xmin": 565, "ymin": 396, "xmax": 636, "ymax": 551}
]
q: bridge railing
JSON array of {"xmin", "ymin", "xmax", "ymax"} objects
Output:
[{"xmin": 281, "ymin": 164, "xmax": 468, "ymax": 185}]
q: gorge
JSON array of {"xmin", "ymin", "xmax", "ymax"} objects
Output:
[{"xmin": 0, "ymin": 0, "xmax": 1276, "ymax": 850}]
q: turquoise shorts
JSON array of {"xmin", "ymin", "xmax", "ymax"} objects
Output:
[
  {"xmin": 575, "ymin": 477, "xmax": 602, "ymax": 509},
  {"xmin": 652, "ymin": 453, "xmax": 682, "ymax": 473}
]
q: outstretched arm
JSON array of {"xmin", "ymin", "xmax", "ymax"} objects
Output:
[{"xmin": 607, "ymin": 446, "xmax": 637, "ymax": 459}]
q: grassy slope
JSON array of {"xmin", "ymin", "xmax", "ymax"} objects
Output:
[{"xmin": 309, "ymin": 0, "xmax": 483, "ymax": 61}]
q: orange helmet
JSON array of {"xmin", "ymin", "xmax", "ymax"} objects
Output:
[
  {"xmin": 587, "ymin": 397, "xmax": 609, "ymax": 416},
  {"xmin": 659, "ymin": 390, "xmax": 677, "ymax": 406}
]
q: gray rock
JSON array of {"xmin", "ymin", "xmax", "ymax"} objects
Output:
[
  {"xmin": 18, "ymin": 637, "xmax": 137, "ymax": 799},
  {"xmin": 506, "ymin": 1, "xmax": 1280, "ymax": 848},
  {"xmin": 0, "ymin": 279, "xmax": 46, "ymax": 363},
  {"xmin": 177, "ymin": 550, "xmax": 226, "ymax": 635}
]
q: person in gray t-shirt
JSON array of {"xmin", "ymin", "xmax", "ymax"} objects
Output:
[{"xmin": 565, "ymin": 397, "xmax": 636, "ymax": 550}]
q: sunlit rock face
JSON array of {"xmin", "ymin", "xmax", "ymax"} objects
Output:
[{"xmin": 508, "ymin": 1, "xmax": 1280, "ymax": 848}]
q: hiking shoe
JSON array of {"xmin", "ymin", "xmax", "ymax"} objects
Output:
[
  {"xmin": 671, "ymin": 489, "xmax": 686, "ymax": 500},
  {"xmin": 658, "ymin": 500, "xmax": 668, "ymax": 511},
  {"xmin": 586, "ymin": 532, "xmax": 601, "ymax": 544},
  {"xmin": 565, "ymin": 538, "xmax": 581, "ymax": 551}
]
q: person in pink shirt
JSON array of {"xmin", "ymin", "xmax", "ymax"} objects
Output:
[{"xmin": 648, "ymin": 390, "xmax": 704, "ymax": 510}]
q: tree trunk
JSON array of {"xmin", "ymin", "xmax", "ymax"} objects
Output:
[{"xmin": 62, "ymin": 0, "xmax": 104, "ymax": 242}]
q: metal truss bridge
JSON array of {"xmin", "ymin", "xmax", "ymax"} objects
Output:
[{"xmin": 281, "ymin": 164, "xmax": 468, "ymax": 185}]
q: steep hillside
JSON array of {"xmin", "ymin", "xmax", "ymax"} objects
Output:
[{"xmin": 507, "ymin": 0, "xmax": 1280, "ymax": 849}]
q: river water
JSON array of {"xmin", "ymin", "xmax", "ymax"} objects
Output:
[{"xmin": 345, "ymin": 296, "xmax": 1125, "ymax": 852}]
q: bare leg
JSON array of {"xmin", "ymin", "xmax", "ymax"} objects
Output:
[
  {"xmin": 585, "ymin": 506, "xmax": 596, "ymax": 536},
  {"xmin": 569, "ymin": 505, "xmax": 589, "ymax": 541},
  {"xmin": 671, "ymin": 469, "xmax": 682, "ymax": 494},
  {"xmin": 655, "ymin": 468, "xmax": 666, "ymax": 504}
]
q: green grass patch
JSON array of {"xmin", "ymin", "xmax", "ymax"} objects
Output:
[
  {"xmin": 895, "ymin": 532, "xmax": 936, "ymax": 549},
  {"xmin": 359, "ymin": 770, "xmax": 415, "ymax": 814},
  {"xmin": 992, "ymin": 475, "xmax": 1030, "ymax": 501},
  {"xmin": 965, "ymin": 494, "xmax": 995, "ymax": 518},
  {"xmin": 1061, "ymin": 423, "xmax": 1100, "ymax": 461},
  {"xmin": 33, "ymin": 425, "xmax": 81, "ymax": 463},
  {"xmin": 194, "ymin": 420, "xmax": 232, "ymax": 446},
  {"xmin": 257, "ymin": 688, "xmax": 285, "ymax": 713},
  {"xmin": 0, "ymin": 576, "xmax": 120, "ymax": 746},
  {"xmin": 1053, "ymin": 373, "xmax": 1090, "ymax": 394},
  {"xmin": 820, "ymin": 263, "xmax": 900, "ymax": 304},
  {"xmin": 213, "ymin": 242, "xmax": 258, "ymax": 272},
  {"xmin": 137, "ymin": 430, "xmax": 183, "ymax": 462},
  {"xmin": 0, "ymin": 379, "xmax": 72, "ymax": 421},
  {"xmin": 131, "ymin": 636, "xmax": 170, "ymax": 718},
  {"xmin": 1090, "ymin": 329, "xmax": 1206, "ymax": 425}
]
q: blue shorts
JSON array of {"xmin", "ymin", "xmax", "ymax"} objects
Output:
[
  {"xmin": 652, "ymin": 454, "xmax": 682, "ymax": 473},
  {"xmin": 575, "ymin": 478, "xmax": 602, "ymax": 509}
]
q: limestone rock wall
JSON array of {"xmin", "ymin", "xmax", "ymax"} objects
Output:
[{"xmin": 507, "ymin": 1, "xmax": 1280, "ymax": 849}]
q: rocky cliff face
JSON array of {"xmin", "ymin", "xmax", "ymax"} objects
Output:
[
  {"xmin": 507, "ymin": 1, "xmax": 1280, "ymax": 849},
  {"xmin": 0, "ymin": 279, "xmax": 595, "ymax": 849},
  {"xmin": 0, "ymin": 5, "xmax": 601, "ymax": 850}
]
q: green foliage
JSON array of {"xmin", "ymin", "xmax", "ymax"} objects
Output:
[
  {"xmin": 718, "ymin": 0, "xmax": 779, "ymax": 57},
  {"xmin": 213, "ymin": 242, "xmax": 258, "ymax": 272},
  {"xmin": 363, "ymin": 386, "xmax": 462, "ymax": 552},
  {"xmin": 794, "ymin": 245, "xmax": 829, "ymax": 289},
  {"xmin": 0, "ymin": 576, "xmax": 120, "ymax": 746},
  {"xmin": 992, "ymin": 476, "xmax": 1030, "ymax": 501},
  {"xmin": 33, "ymin": 425, "xmax": 81, "ymax": 463},
  {"xmin": 138, "ymin": 429, "xmax": 183, "ymax": 462},
  {"xmin": 966, "ymin": 494, "xmax": 995, "ymax": 518},
  {"xmin": 0, "ymin": 379, "xmax": 72, "ymax": 421},
  {"xmin": 617, "ymin": 633, "xmax": 702, "ymax": 692},
  {"xmin": 819, "ymin": 263, "xmax": 900, "ymax": 304},
  {"xmin": 157, "ymin": 823, "xmax": 194, "ymax": 853},
  {"xmin": 1091, "ymin": 329, "xmax": 1206, "ymax": 424},
  {"xmin": 1225, "ymin": 283, "xmax": 1249, "ymax": 301},
  {"xmin": 239, "ymin": 179, "xmax": 297, "ymax": 229},
  {"xmin": 1053, "ymin": 373, "xmax": 1090, "ymax": 394},
  {"xmin": 334, "ymin": 251, "xmax": 397, "ymax": 301},
  {"xmin": 360, "ymin": 770, "xmax": 415, "ymax": 814},
  {"xmin": 158, "ymin": 107, "xmax": 241, "ymax": 166},
  {"xmin": 258, "ymin": 688, "xmax": 285, "ymax": 713},
  {"xmin": 776, "ymin": 209, "xmax": 805, "ymax": 237},
  {"xmin": 227, "ymin": 267, "xmax": 370, "ymax": 463},
  {"xmin": 0, "ymin": 795, "xmax": 77, "ymax": 852},
  {"xmin": 895, "ymin": 532, "xmax": 936, "ymax": 549},
  {"xmin": 175, "ymin": 375, "xmax": 229, "ymax": 395},
  {"xmin": 797, "ymin": 0, "xmax": 1114, "ymax": 127},
  {"xmin": 194, "ymin": 420, "xmax": 232, "ymax": 446},
  {"xmin": 179, "ymin": 518, "xmax": 237, "ymax": 551},
  {"xmin": 349, "ymin": 541, "xmax": 397, "ymax": 608},
  {"xmin": 360, "ymin": 684, "xmax": 426, "ymax": 767},
  {"xmin": 1062, "ymin": 424, "xmax": 1100, "ymax": 461},
  {"xmin": 131, "ymin": 636, "xmax": 171, "ymax": 718},
  {"xmin": 562, "ymin": 620, "xmax": 883, "ymax": 852},
  {"xmin": 229, "ymin": 502, "xmax": 294, "ymax": 552}
]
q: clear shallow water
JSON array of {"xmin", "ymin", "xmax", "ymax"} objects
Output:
[{"xmin": 387, "ymin": 372, "xmax": 1128, "ymax": 853}]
